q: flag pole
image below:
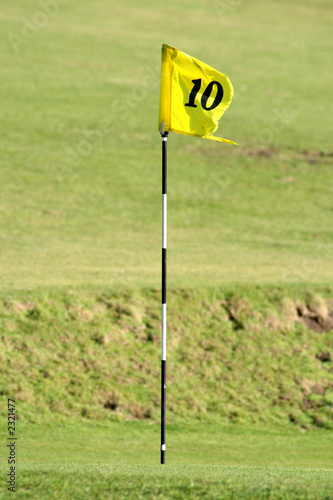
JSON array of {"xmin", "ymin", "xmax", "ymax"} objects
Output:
[{"xmin": 161, "ymin": 128, "xmax": 169, "ymax": 464}]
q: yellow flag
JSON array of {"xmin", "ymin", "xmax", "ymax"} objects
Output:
[{"xmin": 159, "ymin": 44, "xmax": 237, "ymax": 144}]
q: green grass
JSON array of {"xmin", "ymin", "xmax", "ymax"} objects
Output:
[
  {"xmin": 1, "ymin": 0, "xmax": 333, "ymax": 497},
  {"xmin": 1, "ymin": 287, "xmax": 332, "ymax": 427},
  {"xmin": 1, "ymin": 421, "xmax": 333, "ymax": 498},
  {"xmin": 10, "ymin": 420, "xmax": 333, "ymax": 467},
  {"xmin": 2, "ymin": 463, "xmax": 333, "ymax": 499},
  {"xmin": 3, "ymin": 464, "xmax": 333, "ymax": 499},
  {"xmin": 1, "ymin": 287, "xmax": 332, "ymax": 497},
  {"xmin": 0, "ymin": 0, "xmax": 333, "ymax": 290}
]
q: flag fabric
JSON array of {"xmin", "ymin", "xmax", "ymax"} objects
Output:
[{"xmin": 159, "ymin": 44, "xmax": 236, "ymax": 144}]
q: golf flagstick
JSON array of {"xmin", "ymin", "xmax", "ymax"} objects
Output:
[
  {"xmin": 161, "ymin": 130, "xmax": 168, "ymax": 464},
  {"xmin": 158, "ymin": 44, "xmax": 236, "ymax": 465}
]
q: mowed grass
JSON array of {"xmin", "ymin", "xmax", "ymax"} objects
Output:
[
  {"xmin": 1, "ymin": 421, "xmax": 333, "ymax": 498},
  {"xmin": 0, "ymin": 0, "xmax": 333, "ymax": 291},
  {"xmin": 13, "ymin": 420, "xmax": 333, "ymax": 467},
  {"xmin": 3, "ymin": 464, "xmax": 333, "ymax": 499}
]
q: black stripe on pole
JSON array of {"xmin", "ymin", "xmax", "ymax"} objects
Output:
[
  {"xmin": 162, "ymin": 248, "xmax": 167, "ymax": 304},
  {"xmin": 162, "ymin": 134, "xmax": 167, "ymax": 195}
]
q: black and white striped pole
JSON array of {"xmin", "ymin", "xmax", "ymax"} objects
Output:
[{"xmin": 161, "ymin": 129, "xmax": 168, "ymax": 464}]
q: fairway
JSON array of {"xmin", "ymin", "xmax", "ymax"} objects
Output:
[
  {"xmin": 1, "ymin": 0, "xmax": 333, "ymax": 290},
  {"xmin": 1, "ymin": 0, "xmax": 333, "ymax": 498},
  {"xmin": 3, "ymin": 464, "xmax": 333, "ymax": 499},
  {"xmin": 1, "ymin": 421, "xmax": 333, "ymax": 498}
]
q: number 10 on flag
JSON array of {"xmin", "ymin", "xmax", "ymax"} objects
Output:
[{"xmin": 159, "ymin": 43, "xmax": 237, "ymax": 143}]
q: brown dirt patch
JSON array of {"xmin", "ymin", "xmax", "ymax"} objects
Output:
[
  {"xmin": 246, "ymin": 146, "xmax": 278, "ymax": 158},
  {"xmin": 296, "ymin": 300, "xmax": 333, "ymax": 333},
  {"xmin": 297, "ymin": 149, "xmax": 333, "ymax": 164}
]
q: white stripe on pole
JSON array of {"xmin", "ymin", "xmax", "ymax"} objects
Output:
[{"xmin": 161, "ymin": 303, "xmax": 167, "ymax": 361}]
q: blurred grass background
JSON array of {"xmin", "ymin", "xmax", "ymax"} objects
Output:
[{"xmin": 0, "ymin": 0, "xmax": 332, "ymax": 291}]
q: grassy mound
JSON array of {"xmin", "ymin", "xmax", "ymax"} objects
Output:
[{"xmin": 1, "ymin": 286, "xmax": 332, "ymax": 428}]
